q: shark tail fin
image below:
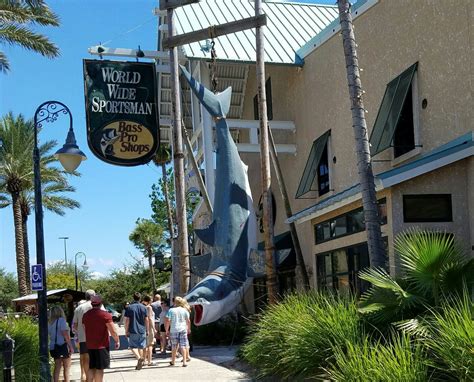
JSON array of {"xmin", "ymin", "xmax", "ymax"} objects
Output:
[
  {"xmin": 190, "ymin": 253, "xmax": 212, "ymax": 278},
  {"xmin": 247, "ymin": 248, "xmax": 292, "ymax": 278},
  {"xmin": 179, "ymin": 64, "xmax": 231, "ymax": 118},
  {"xmin": 194, "ymin": 221, "xmax": 216, "ymax": 246}
]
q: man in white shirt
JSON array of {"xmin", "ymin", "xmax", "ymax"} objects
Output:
[{"xmin": 72, "ymin": 289, "xmax": 95, "ymax": 381}]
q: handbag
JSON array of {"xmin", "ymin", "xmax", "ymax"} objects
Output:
[{"xmin": 51, "ymin": 319, "xmax": 70, "ymax": 358}]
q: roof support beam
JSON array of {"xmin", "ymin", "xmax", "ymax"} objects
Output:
[
  {"xmin": 160, "ymin": 0, "xmax": 200, "ymax": 10},
  {"xmin": 162, "ymin": 15, "xmax": 267, "ymax": 49},
  {"xmin": 227, "ymin": 119, "xmax": 296, "ymax": 131},
  {"xmin": 237, "ymin": 143, "xmax": 296, "ymax": 154}
]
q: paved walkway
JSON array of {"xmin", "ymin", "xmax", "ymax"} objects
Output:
[{"xmin": 69, "ymin": 339, "xmax": 251, "ymax": 381}]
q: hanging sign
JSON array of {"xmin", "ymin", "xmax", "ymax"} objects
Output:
[{"xmin": 83, "ymin": 59, "xmax": 160, "ymax": 166}]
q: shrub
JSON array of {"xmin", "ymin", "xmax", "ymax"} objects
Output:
[
  {"xmin": 424, "ymin": 294, "xmax": 474, "ymax": 381},
  {"xmin": 192, "ymin": 312, "xmax": 248, "ymax": 345},
  {"xmin": 241, "ymin": 292, "xmax": 362, "ymax": 379},
  {"xmin": 0, "ymin": 318, "xmax": 41, "ymax": 382},
  {"xmin": 327, "ymin": 332, "xmax": 428, "ymax": 382}
]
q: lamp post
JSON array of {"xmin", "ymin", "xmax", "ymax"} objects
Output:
[
  {"xmin": 33, "ymin": 101, "xmax": 86, "ymax": 381},
  {"xmin": 74, "ymin": 252, "xmax": 87, "ymax": 291},
  {"xmin": 58, "ymin": 236, "xmax": 69, "ymax": 265}
]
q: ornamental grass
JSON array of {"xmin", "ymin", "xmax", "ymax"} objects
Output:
[
  {"xmin": 424, "ymin": 293, "xmax": 474, "ymax": 381},
  {"xmin": 0, "ymin": 317, "xmax": 42, "ymax": 382},
  {"xmin": 326, "ymin": 332, "xmax": 428, "ymax": 382},
  {"xmin": 241, "ymin": 292, "xmax": 362, "ymax": 379}
]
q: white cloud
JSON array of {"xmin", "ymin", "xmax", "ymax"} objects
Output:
[
  {"xmin": 98, "ymin": 258, "xmax": 115, "ymax": 267},
  {"xmin": 90, "ymin": 271, "xmax": 105, "ymax": 280}
]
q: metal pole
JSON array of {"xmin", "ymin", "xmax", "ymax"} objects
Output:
[
  {"xmin": 168, "ymin": 7, "xmax": 190, "ymax": 295},
  {"xmin": 59, "ymin": 237, "xmax": 69, "ymax": 265},
  {"xmin": 74, "ymin": 260, "xmax": 78, "ymax": 291},
  {"xmin": 34, "ymin": 101, "xmax": 74, "ymax": 382},
  {"xmin": 255, "ymin": 0, "xmax": 278, "ymax": 304}
]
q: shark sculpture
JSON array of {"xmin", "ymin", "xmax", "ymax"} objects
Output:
[{"xmin": 180, "ymin": 65, "xmax": 258, "ymax": 326}]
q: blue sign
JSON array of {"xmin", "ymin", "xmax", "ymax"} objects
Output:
[{"xmin": 31, "ymin": 264, "xmax": 43, "ymax": 291}]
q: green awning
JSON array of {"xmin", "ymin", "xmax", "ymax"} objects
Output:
[
  {"xmin": 296, "ymin": 130, "xmax": 330, "ymax": 198},
  {"xmin": 369, "ymin": 63, "xmax": 418, "ymax": 156}
]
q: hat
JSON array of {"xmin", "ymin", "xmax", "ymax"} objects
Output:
[
  {"xmin": 90, "ymin": 294, "xmax": 102, "ymax": 306},
  {"xmin": 85, "ymin": 290, "xmax": 95, "ymax": 300}
]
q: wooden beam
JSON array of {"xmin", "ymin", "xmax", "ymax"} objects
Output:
[
  {"xmin": 160, "ymin": 0, "xmax": 200, "ymax": 10},
  {"xmin": 162, "ymin": 14, "xmax": 267, "ymax": 49},
  {"xmin": 236, "ymin": 143, "xmax": 296, "ymax": 154},
  {"xmin": 227, "ymin": 119, "xmax": 296, "ymax": 131}
]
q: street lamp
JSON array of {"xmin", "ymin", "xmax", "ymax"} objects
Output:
[
  {"xmin": 33, "ymin": 101, "xmax": 86, "ymax": 381},
  {"xmin": 58, "ymin": 236, "xmax": 69, "ymax": 265},
  {"xmin": 74, "ymin": 252, "xmax": 87, "ymax": 291}
]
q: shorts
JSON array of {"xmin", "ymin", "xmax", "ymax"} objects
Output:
[
  {"xmin": 128, "ymin": 333, "xmax": 146, "ymax": 349},
  {"xmin": 147, "ymin": 327, "xmax": 156, "ymax": 346},
  {"xmin": 88, "ymin": 348, "xmax": 110, "ymax": 370},
  {"xmin": 169, "ymin": 331, "xmax": 189, "ymax": 349},
  {"xmin": 160, "ymin": 324, "xmax": 166, "ymax": 333},
  {"xmin": 79, "ymin": 342, "xmax": 88, "ymax": 355}
]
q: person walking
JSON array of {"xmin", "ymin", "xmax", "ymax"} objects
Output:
[
  {"xmin": 124, "ymin": 292, "xmax": 149, "ymax": 370},
  {"xmin": 150, "ymin": 294, "xmax": 162, "ymax": 350},
  {"xmin": 48, "ymin": 306, "xmax": 74, "ymax": 382},
  {"xmin": 82, "ymin": 294, "xmax": 119, "ymax": 382},
  {"xmin": 72, "ymin": 289, "xmax": 95, "ymax": 381},
  {"xmin": 165, "ymin": 296, "xmax": 191, "ymax": 367},
  {"xmin": 158, "ymin": 300, "xmax": 169, "ymax": 354},
  {"xmin": 118, "ymin": 302, "xmax": 129, "ymax": 327},
  {"xmin": 142, "ymin": 295, "xmax": 156, "ymax": 366}
]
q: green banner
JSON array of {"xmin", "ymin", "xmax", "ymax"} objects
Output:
[{"xmin": 83, "ymin": 59, "xmax": 160, "ymax": 166}]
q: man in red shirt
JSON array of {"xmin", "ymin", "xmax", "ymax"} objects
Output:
[{"xmin": 82, "ymin": 295, "xmax": 119, "ymax": 382}]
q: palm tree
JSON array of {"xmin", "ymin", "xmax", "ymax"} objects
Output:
[
  {"xmin": 0, "ymin": 112, "xmax": 78, "ymax": 295},
  {"xmin": 152, "ymin": 144, "xmax": 175, "ymax": 241},
  {"xmin": 337, "ymin": 0, "xmax": 385, "ymax": 268},
  {"xmin": 358, "ymin": 229, "xmax": 473, "ymax": 327},
  {"xmin": 0, "ymin": 0, "xmax": 60, "ymax": 72},
  {"xmin": 129, "ymin": 218, "xmax": 164, "ymax": 293}
]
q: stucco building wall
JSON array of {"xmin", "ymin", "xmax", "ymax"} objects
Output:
[{"xmin": 236, "ymin": 0, "xmax": 473, "ymax": 288}]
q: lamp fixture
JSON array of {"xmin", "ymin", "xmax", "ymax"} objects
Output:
[{"xmin": 136, "ymin": 45, "xmax": 145, "ymax": 61}]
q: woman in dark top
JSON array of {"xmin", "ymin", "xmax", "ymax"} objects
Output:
[{"xmin": 48, "ymin": 306, "xmax": 74, "ymax": 382}]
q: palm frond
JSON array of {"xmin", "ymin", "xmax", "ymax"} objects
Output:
[
  {"xmin": 0, "ymin": 51, "xmax": 9, "ymax": 72},
  {"xmin": 0, "ymin": 24, "xmax": 59, "ymax": 57},
  {"xmin": 395, "ymin": 318, "xmax": 432, "ymax": 338},
  {"xmin": 359, "ymin": 267, "xmax": 408, "ymax": 297}
]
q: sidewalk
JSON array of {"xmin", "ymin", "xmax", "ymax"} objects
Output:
[{"xmin": 69, "ymin": 339, "xmax": 251, "ymax": 381}]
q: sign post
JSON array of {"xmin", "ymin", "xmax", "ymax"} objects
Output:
[{"xmin": 31, "ymin": 264, "xmax": 43, "ymax": 292}]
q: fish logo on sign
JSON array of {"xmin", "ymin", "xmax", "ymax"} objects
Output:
[{"xmin": 31, "ymin": 264, "xmax": 43, "ymax": 291}]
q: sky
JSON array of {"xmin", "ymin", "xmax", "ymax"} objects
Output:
[{"xmin": 0, "ymin": 0, "xmax": 337, "ymax": 280}]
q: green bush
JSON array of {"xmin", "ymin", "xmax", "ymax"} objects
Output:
[
  {"xmin": 424, "ymin": 294, "xmax": 474, "ymax": 381},
  {"xmin": 0, "ymin": 318, "xmax": 41, "ymax": 382},
  {"xmin": 192, "ymin": 313, "xmax": 248, "ymax": 345},
  {"xmin": 327, "ymin": 332, "xmax": 428, "ymax": 381},
  {"xmin": 241, "ymin": 292, "xmax": 362, "ymax": 379}
]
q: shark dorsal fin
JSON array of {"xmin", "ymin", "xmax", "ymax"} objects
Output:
[
  {"xmin": 179, "ymin": 64, "xmax": 232, "ymax": 118},
  {"xmin": 194, "ymin": 221, "xmax": 216, "ymax": 246},
  {"xmin": 190, "ymin": 253, "xmax": 212, "ymax": 278}
]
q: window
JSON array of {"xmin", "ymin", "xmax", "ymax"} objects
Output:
[
  {"xmin": 253, "ymin": 77, "xmax": 273, "ymax": 121},
  {"xmin": 314, "ymin": 199, "xmax": 387, "ymax": 244},
  {"xmin": 316, "ymin": 242, "xmax": 372, "ymax": 295},
  {"xmin": 370, "ymin": 63, "xmax": 418, "ymax": 157},
  {"xmin": 296, "ymin": 130, "xmax": 331, "ymax": 198},
  {"xmin": 318, "ymin": 145, "xmax": 330, "ymax": 195},
  {"xmin": 403, "ymin": 194, "xmax": 452, "ymax": 222}
]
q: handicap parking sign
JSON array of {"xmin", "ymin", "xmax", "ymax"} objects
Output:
[{"xmin": 31, "ymin": 264, "xmax": 43, "ymax": 291}]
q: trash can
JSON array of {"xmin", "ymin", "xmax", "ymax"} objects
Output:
[{"xmin": 1, "ymin": 335, "xmax": 15, "ymax": 382}]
